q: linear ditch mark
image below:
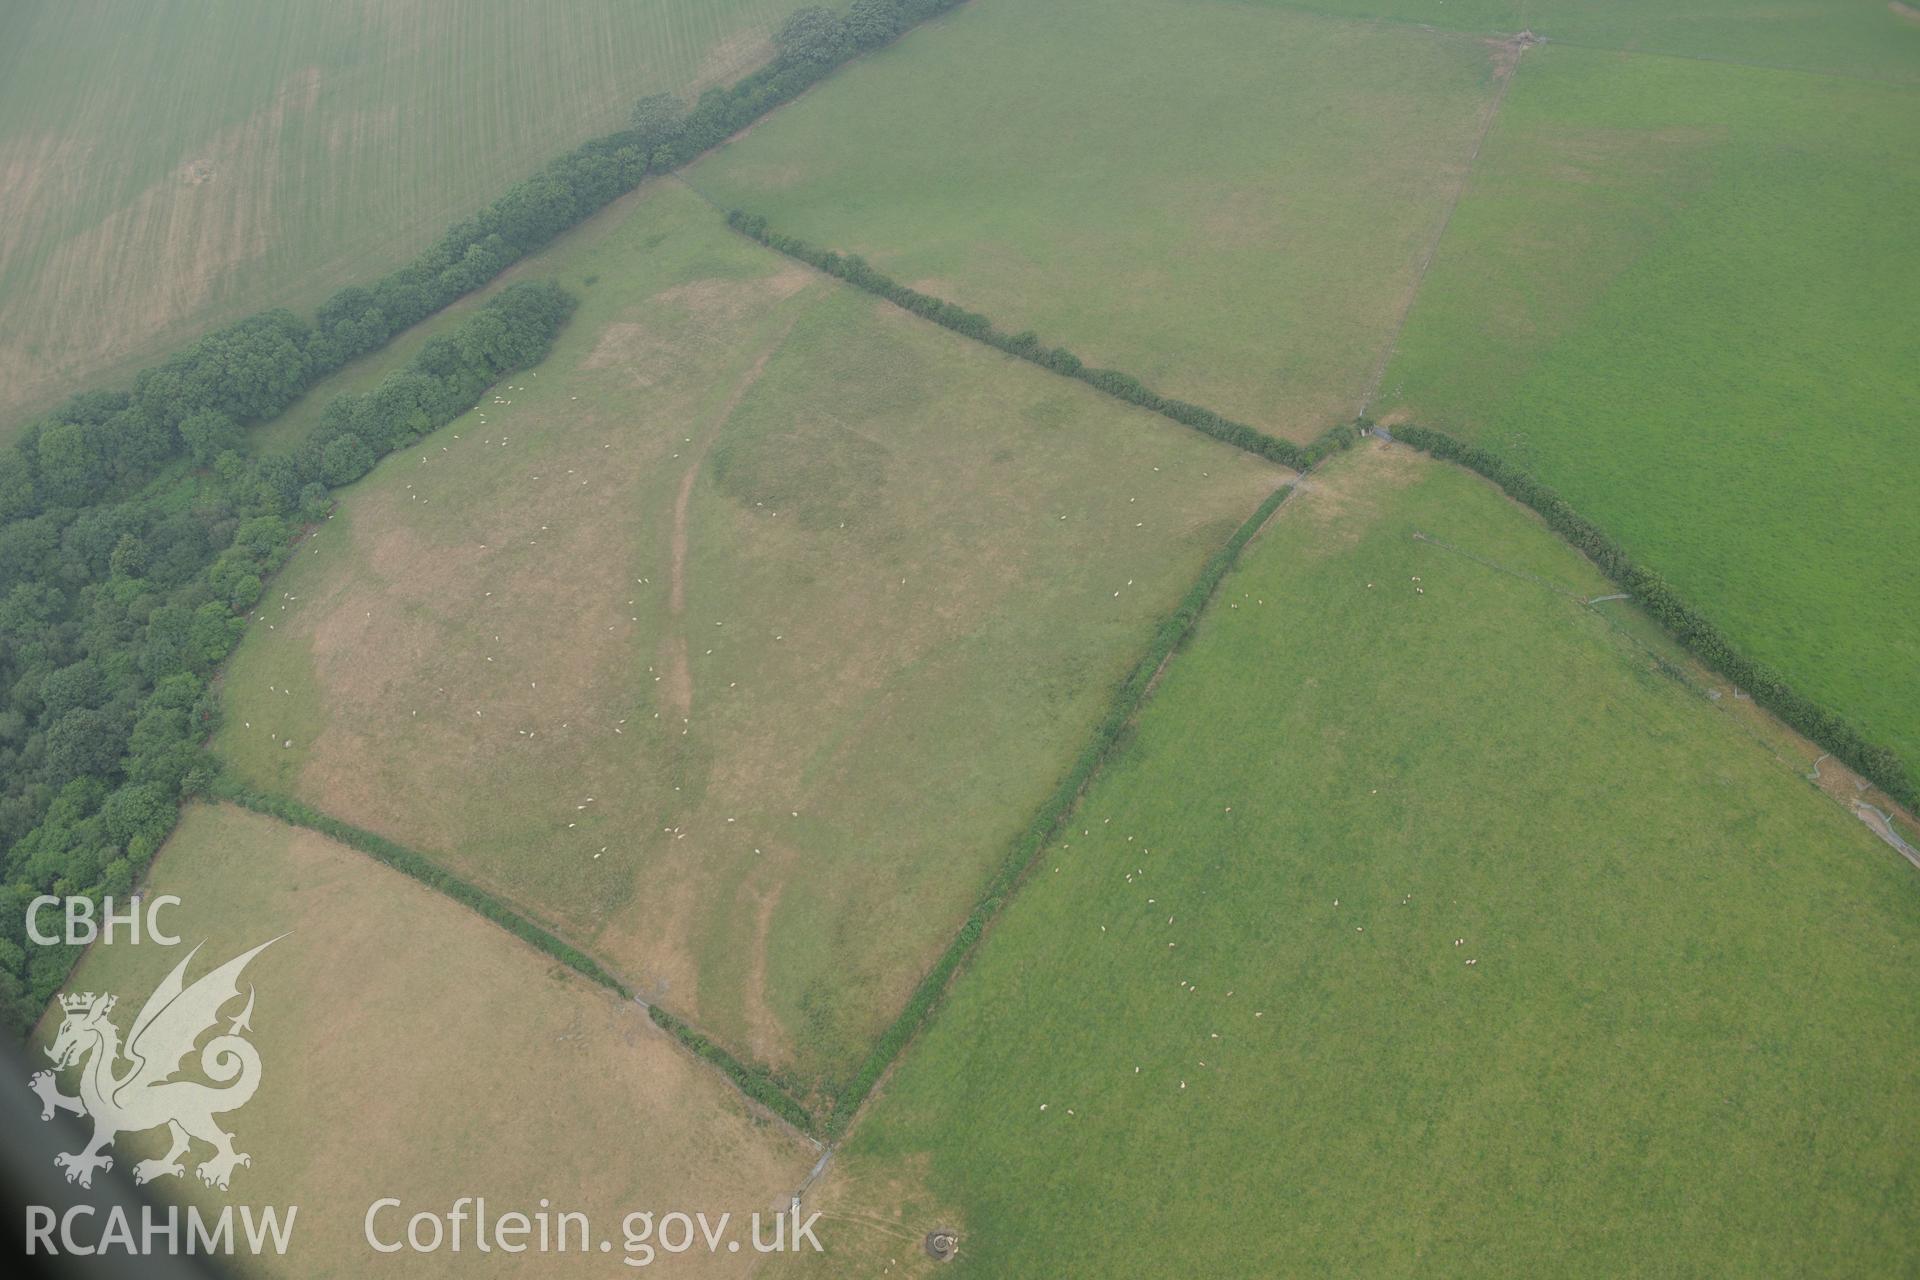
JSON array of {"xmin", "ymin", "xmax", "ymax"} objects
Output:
[
  {"xmin": 1358, "ymin": 33, "xmax": 1532, "ymax": 418},
  {"xmin": 672, "ymin": 171, "xmax": 727, "ymax": 213},
  {"xmin": 1359, "ymin": 28, "xmax": 1915, "ymax": 419},
  {"xmin": 1537, "ymin": 32, "xmax": 1920, "ymax": 89},
  {"xmin": 1276, "ymin": 4, "xmax": 1918, "ymax": 88}
]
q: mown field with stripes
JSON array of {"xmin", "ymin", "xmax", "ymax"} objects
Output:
[{"xmin": 0, "ymin": 0, "xmax": 791, "ymax": 436}]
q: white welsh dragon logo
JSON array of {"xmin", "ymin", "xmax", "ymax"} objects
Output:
[{"xmin": 29, "ymin": 937, "xmax": 281, "ymax": 1192}]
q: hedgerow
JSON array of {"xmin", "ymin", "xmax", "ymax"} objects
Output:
[
  {"xmin": 824, "ymin": 484, "xmax": 1293, "ymax": 1136},
  {"xmin": 215, "ymin": 793, "xmax": 823, "ymax": 1135},
  {"xmin": 724, "ymin": 211, "xmax": 1355, "ymax": 471},
  {"xmin": 212, "ymin": 783, "xmax": 625, "ymax": 994},
  {"xmin": 1392, "ymin": 423, "xmax": 1915, "ymax": 808},
  {"xmin": 644, "ymin": 1005, "xmax": 818, "ymax": 1134}
]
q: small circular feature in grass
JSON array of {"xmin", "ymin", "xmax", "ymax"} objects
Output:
[{"xmin": 924, "ymin": 1229, "xmax": 959, "ymax": 1261}]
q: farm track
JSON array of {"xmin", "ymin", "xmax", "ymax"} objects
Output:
[{"xmin": 1855, "ymin": 804, "xmax": 1920, "ymax": 871}]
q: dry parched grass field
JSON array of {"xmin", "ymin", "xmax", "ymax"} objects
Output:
[
  {"xmin": 39, "ymin": 802, "xmax": 813, "ymax": 1278},
  {"xmin": 214, "ymin": 183, "xmax": 1289, "ymax": 1101}
]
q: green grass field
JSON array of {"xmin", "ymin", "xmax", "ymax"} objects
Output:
[
  {"xmin": 1372, "ymin": 43, "xmax": 1920, "ymax": 796},
  {"xmin": 793, "ymin": 444, "xmax": 1920, "ymax": 1277},
  {"xmin": 1253, "ymin": 0, "xmax": 1920, "ymax": 82},
  {"xmin": 689, "ymin": 0, "xmax": 1508, "ymax": 440},
  {"xmin": 0, "ymin": 0, "xmax": 792, "ymax": 437},
  {"xmin": 37, "ymin": 802, "xmax": 812, "ymax": 1277},
  {"xmin": 212, "ymin": 182, "xmax": 1289, "ymax": 1100}
]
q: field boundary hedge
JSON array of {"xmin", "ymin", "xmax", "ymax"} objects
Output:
[
  {"xmin": 211, "ymin": 782, "xmax": 822, "ymax": 1134},
  {"xmin": 1392, "ymin": 423, "xmax": 1916, "ymax": 809},
  {"xmin": 643, "ymin": 1005, "xmax": 817, "ymax": 1134},
  {"xmin": 722, "ymin": 210, "xmax": 1356, "ymax": 471},
  {"xmin": 823, "ymin": 482, "xmax": 1294, "ymax": 1136},
  {"xmin": 210, "ymin": 782, "xmax": 626, "ymax": 991}
]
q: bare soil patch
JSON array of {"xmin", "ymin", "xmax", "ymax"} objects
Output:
[
  {"xmin": 783, "ymin": 1153, "xmax": 965, "ymax": 1278},
  {"xmin": 1283, "ymin": 441, "xmax": 1423, "ymax": 554}
]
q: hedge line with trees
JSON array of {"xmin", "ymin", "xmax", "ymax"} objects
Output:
[
  {"xmin": 0, "ymin": 282, "xmax": 576, "ymax": 1033},
  {"xmin": 725, "ymin": 210, "xmax": 1356, "ymax": 472},
  {"xmin": 1390, "ymin": 423, "xmax": 1916, "ymax": 808},
  {"xmin": 824, "ymin": 483, "xmax": 1294, "ymax": 1136}
]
